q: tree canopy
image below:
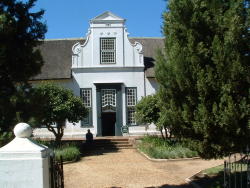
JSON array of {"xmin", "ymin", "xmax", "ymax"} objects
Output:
[
  {"xmin": 135, "ymin": 94, "xmax": 160, "ymax": 125},
  {"xmin": 135, "ymin": 93, "xmax": 173, "ymax": 139},
  {"xmin": 156, "ymin": 0, "xmax": 250, "ymax": 158},
  {"xmin": 0, "ymin": 0, "xmax": 46, "ymax": 132},
  {"xmin": 30, "ymin": 83, "xmax": 88, "ymax": 143}
]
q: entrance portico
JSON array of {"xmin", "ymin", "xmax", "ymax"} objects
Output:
[{"xmin": 95, "ymin": 83, "xmax": 123, "ymax": 136}]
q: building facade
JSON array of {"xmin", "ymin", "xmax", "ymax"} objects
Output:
[{"xmin": 33, "ymin": 12, "xmax": 164, "ymax": 138}]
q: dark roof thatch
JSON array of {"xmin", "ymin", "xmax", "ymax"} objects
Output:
[
  {"xmin": 32, "ymin": 37, "xmax": 164, "ymax": 80},
  {"xmin": 129, "ymin": 38, "xmax": 164, "ymax": 78}
]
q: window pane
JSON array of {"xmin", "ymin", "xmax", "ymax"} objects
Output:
[
  {"xmin": 100, "ymin": 38, "xmax": 116, "ymax": 64},
  {"xmin": 126, "ymin": 88, "xmax": 137, "ymax": 125},
  {"xmin": 81, "ymin": 89, "xmax": 91, "ymax": 107},
  {"xmin": 127, "ymin": 107, "xmax": 136, "ymax": 125},
  {"xmin": 101, "ymin": 89, "xmax": 116, "ymax": 112},
  {"xmin": 126, "ymin": 88, "xmax": 136, "ymax": 106},
  {"xmin": 81, "ymin": 89, "xmax": 92, "ymax": 127}
]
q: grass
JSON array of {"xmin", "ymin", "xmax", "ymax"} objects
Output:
[
  {"xmin": 37, "ymin": 140, "xmax": 82, "ymax": 162},
  {"xmin": 193, "ymin": 162, "xmax": 249, "ymax": 188},
  {"xmin": 137, "ymin": 135, "xmax": 198, "ymax": 159},
  {"xmin": 203, "ymin": 164, "xmax": 224, "ymax": 175},
  {"xmin": 54, "ymin": 144, "xmax": 81, "ymax": 162}
]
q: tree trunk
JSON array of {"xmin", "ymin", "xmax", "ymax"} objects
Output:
[
  {"xmin": 55, "ymin": 122, "xmax": 64, "ymax": 146},
  {"xmin": 164, "ymin": 126, "xmax": 168, "ymax": 140},
  {"xmin": 55, "ymin": 133, "xmax": 63, "ymax": 146},
  {"xmin": 169, "ymin": 129, "xmax": 172, "ymax": 140},
  {"xmin": 159, "ymin": 127, "xmax": 165, "ymax": 140},
  {"xmin": 46, "ymin": 122, "xmax": 65, "ymax": 146}
]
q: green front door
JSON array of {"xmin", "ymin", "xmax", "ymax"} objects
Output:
[{"xmin": 95, "ymin": 84, "xmax": 122, "ymax": 136}]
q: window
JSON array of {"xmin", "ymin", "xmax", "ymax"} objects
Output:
[
  {"xmin": 101, "ymin": 89, "xmax": 116, "ymax": 112},
  {"xmin": 80, "ymin": 88, "xmax": 92, "ymax": 127},
  {"xmin": 100, "ymin": 38, "xmax": 116, "ymax": 64},
  {"xmin": 126, "ymin": 88, "xmax": 137, "ymax": 125}
]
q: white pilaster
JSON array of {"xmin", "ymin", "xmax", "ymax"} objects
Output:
[{"xmin": 0, "ymin": 123, "xmax": 51, "ymax": 188}]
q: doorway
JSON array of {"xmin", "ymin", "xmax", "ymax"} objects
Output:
[
  {"xmin": 95, "ymin": 84, "xmax": 123, "ymax": 136},
  {"xmin": 101, "ymin": 112, "xmax": 116, "ymax": 136}
]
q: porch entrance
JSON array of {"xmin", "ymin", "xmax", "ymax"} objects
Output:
[
  {"xmin": 95, "ymin": 84, "xmax": 122, "ymax": 136},
  {"xmin": 101, "ymin": 112, "xmax": 116, "ymax": 136}
]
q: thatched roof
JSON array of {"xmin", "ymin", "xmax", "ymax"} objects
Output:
[{"xmin": 32, "ymin": 37, "xmax": 164, "ymax": 80}]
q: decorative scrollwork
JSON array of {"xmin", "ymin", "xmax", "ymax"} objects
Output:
[
  {"xmin": 72, "ymin": 43, "xmax": 81, "ymax": 54},
  {"xmin": 133, "ymin": 42, "xmax": 143, "ymax": 54}
]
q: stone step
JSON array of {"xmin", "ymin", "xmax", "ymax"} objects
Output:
[
  {"xmin": 94, "ymin": 145, "xmax": 133, "ymax": 150},
  {"xmin": 83, "ymin": 138, "xmax": 134, "ymax": 150},
  {"xmin": 94, "ymin": 143, "xmax": 133, "ymax": 148},
  {"xmin": 93, "ymin": 140, "xmax": 130, "ymax": 144},
  {"xmin": 94, "ymin": 138, "xmax": 130, "ymax": 142}
]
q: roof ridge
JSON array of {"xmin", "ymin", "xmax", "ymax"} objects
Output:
[
  {"xmin": 43, "ymin": 37, "xmax": 85, "ymax": 41},
  {"xmin": 42, "ymin": 37, "xmax": 164, "ymax": 41},
  {"xmin": 129, "ymin": 37, "xmax": 164, "ymax": 39}
]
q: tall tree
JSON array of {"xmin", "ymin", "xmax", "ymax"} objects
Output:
[
  {"xmin": 156, "ymin": 0, "xmax": 250, "ymax": 158},
  {"xmin": 0, "ymin": 0, "xmax": 46, "ymax": 131}
]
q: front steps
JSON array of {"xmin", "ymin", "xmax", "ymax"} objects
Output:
[{"xmin": 83, "ymin": 137, "xmax": 134, "ymax": 150}]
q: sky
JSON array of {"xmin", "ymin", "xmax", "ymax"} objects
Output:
[{"xmin": 33, "ymin": 0, "xmax": 166, "ymax": 39}]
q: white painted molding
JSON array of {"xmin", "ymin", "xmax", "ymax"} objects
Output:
[
  {"xmin": 82, "ymin": 28, "xmax": 91, "ymax": 47},
  {"xmin": 124, "ymin": 28, "xmax": 130, "ymax": 37},
  {"xmin": 72, "ymin": 28, "xmax": 91, "ymax": 54}
]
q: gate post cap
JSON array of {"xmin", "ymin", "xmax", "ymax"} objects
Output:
[{"xmin": 14, "ymin": 123, "xmax": 32, "ymax": 138}]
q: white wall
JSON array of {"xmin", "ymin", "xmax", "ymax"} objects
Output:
[
  {"xmin": 72, "ymin": 13, "xmax": 143, "ymax": 69},
  {"xmin": 72, "ymin": 67, "xmax": 145, "ymax": 135},
  {"xmin": 145, "ymin": 78, "xmax": 158, "ymax": 96}
]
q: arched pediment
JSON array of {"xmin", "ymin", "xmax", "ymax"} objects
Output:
[{"xmin": 90, "ymin": 11, "xmax": 125, "ymax": 24}]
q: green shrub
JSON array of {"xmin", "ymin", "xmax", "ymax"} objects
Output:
[
  {"xmin": 36, "ymin": 140, "xmax": 81, "ymax": 162},
  {"xmin": 138, "ymin": 135, "xmax": 198, "ymax": 159},
  {"xmin": 54, "ymin": 145, "xmax": 81, "ymax": 162},
  {"xmin": 0, "ymin": 131, "xmax": 14, "ymax": 147}
]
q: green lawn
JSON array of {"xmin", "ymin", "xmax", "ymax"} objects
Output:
[{"xmin": 193, "ymin": 162, "xmax": 249, "ymax": 188}]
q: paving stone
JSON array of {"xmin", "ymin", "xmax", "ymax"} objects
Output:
[{"xmin": 64, "ymin": 149, "xmax": 224, "ymax": 188}]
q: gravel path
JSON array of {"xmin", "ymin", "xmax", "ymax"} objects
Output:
[{"xmin": 64, "ymin": 149, "xmax": 224, "ymax": 188}]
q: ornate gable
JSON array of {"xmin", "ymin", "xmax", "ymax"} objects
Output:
[{"xmin": 90, "ymin": 11, "xmax": 125, "ymax": 23}]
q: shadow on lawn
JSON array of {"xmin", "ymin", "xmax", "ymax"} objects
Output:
[
  {"xmin": 80, "ymin": 142, "xmax": 120, "ymax": 157},
  {"xmin": 54, "ymin": 140, "xmax": 120, "ymax": 156},
  {"xmin": 103, "ymin": 184, "xmax": 192, "ymax": 188},
  {"xmin": 145, "ymin": 183, "xmax": 192, "ymax": 188},
  {"xmin": 190, "ymin": 172, "xmax": 223, "ymax": 188},
  {"xmin": 191, "ymin": 170, "xmax": 249, "ymax": 188}
]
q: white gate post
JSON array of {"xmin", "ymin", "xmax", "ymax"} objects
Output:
[{"xmin": 0, "ymin": 123, "xmax": 51, "ymax": 188}]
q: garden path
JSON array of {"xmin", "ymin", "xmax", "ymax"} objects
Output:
[{"xmin": 64, "ymin": 149, "xmax": 223, "ymax": 188}]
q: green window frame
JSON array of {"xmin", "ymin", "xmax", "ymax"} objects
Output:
[
  {"xmin": 125, "ymin": 87, "xmax": 137, "ymax": 126},
  {"xmin": 100, "ymin": 38, "xmax": 116, "ymax": 64},
  {"xmin": 80, "ymin": 88, "xmax": 93, "ymax": 127}
]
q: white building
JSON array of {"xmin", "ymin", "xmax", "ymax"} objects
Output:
[{"xmin": 32, "ymin": 11, "xmax": 164, "ymax": 138}]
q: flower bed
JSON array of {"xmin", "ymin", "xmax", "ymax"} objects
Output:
[
  {"xmin": 137, "ymin": 135, "xmax": 198, "ymax": 159},
  {"xmin": 37, "ymin": 140, "xmax": 81, "ymax": 162}
]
